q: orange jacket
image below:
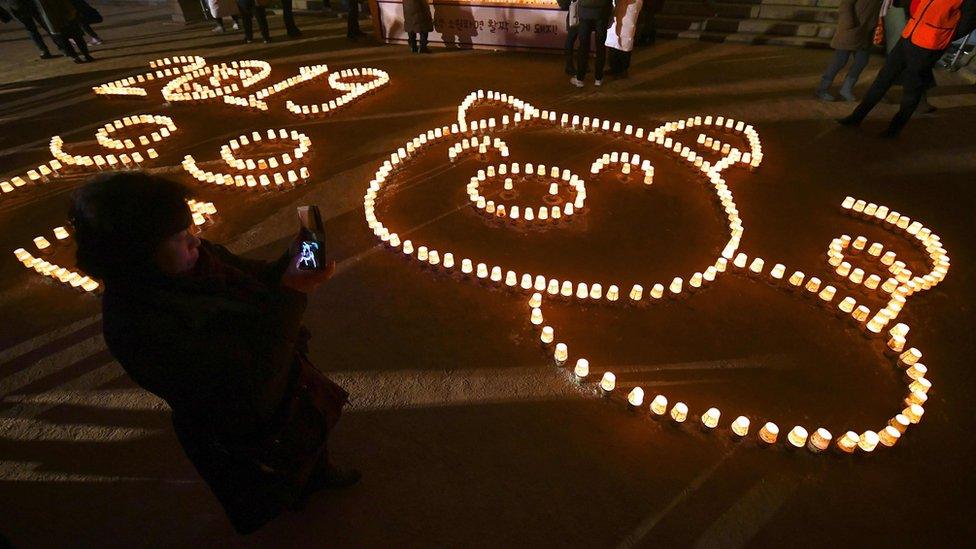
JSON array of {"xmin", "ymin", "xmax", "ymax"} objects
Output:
[{"xmin": 902, "ymin": 0, "xmax": 967, "ymax": 50}]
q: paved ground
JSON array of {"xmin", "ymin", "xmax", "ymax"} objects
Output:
[{"xmin": 1, "ymin": 3, "xmax": 975, "ymax": 548}]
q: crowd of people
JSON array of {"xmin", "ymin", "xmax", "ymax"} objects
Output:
[
  {"xmin": 205, "ymin": 0, "xmax": 367, "ymax": 43},
  {"xmin": 0, "ymin": 0, "xmax": 103, "ymax": 62}
]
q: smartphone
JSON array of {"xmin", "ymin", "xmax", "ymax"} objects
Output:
[{"xmin": 297, "ymin": 205, "xmax": 326, "ymax": 271}]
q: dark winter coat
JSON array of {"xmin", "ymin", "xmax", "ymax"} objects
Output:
[
  {"xmin": 403, "ymin": 0, "xmax": 433, "ymax": 33},
  {"xmin": 831, "ymin": 0, "xmax": 884, "ymax": 50},
  {"xmin": 32, "ymin": 0, "xmax": 77, "ymax": 33},
  {"xmin": 579, "ymin": 0, "xmax": 613, "ymax": 20},
  {"xmin": 102, "ymin": 240, "xmax": 347, "ymax": 534}
]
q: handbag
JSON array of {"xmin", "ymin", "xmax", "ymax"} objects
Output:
[
  {"xmin": 568, "ymin": 0, "xmax": 580, "ymax": 28},
  {"xmin": 873, "ymin": 16, "xmax": 885, "ymax": 47}
]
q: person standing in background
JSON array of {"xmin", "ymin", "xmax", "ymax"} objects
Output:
[
  {"xmin": 571, "ymin": 0, "xmax": 613, "ymax": 87},
  {"xmin": 815, "ymin": 0, "xmax": 883, "ymax": 101},
  {"xmin": 1, "ymin": 0, "xmax": 56, "ymax": 58},
  {"xmin": 606, "ymin": 0, "xmax": 644, "ymax": 78},
  {"xmin": 403, "ymin": 0, "xmax": 433, "ymax": 53},
  {"xmin": 69, "ymin": 0, "xmax": 102, "ymax": 45},
  {"xmin": 346, "ymin": 0, "xmax": 366, "ymax": 39},
  {"xmin": 838, "ymin": 0, "xmax": 976, "ymax": 136},
  {"xmin": 559, "ymin": 0, "xmax": 581, "ymax": 76},
  {"xmin": 34, "ymin": 0, "xmax": 94, "ymax": 62},
  {"xmin": 237, "ymin": 0, "xmax": 270, "ymax": 43},
  {"xmin": 207, "ymin": 0, "xmax": 240, "ymax": 33},
  {"xmin": 280, "ymin": 0, "xmax": 301, "ymax": 38}
]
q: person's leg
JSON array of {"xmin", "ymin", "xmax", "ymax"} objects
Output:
[
  {"xmin": 255, "ymin": 5, "xmax": 270, "ymax": 41},
  {"xmin": 237, "ymin": 0, "xmax": 254, "ymax": 42},
  {"xmin": 282, "ymin": 0, "xmax": 300, "ymax": 36},
  {"xmin": 838, "ymin": 49, "xmax": 871, "ymax": 101},
  {"xmin": 620, "ymin": 50, "xmax": 631, "ymax": 73},
  {"xmin": 882, "ymin": 45, "xmax": 944, "ymax": 136},
  {"xmin": 419, "ymin": 31, "xmax": 430, "ymax": 53},
  {"xmin": 575, "ymin": 18, "xmax": 594, "ymax": 81},
  {"xmin": 593, "ymin": 18, "xmax": 608, "ymax": 83},
  {"xmin": 407, "ymin": 31, "xmax": 418, "ymax": 52},
  {"xmin": 70, "ymin": 25, "xmax": 92, "ymax": 59},
  {"xmin": 817, "ymin": 49, "xmax": 851, "ymax": 100},
  {"xmin": 565, "ymin": 15, "xmax": 578, "ymax": 75},
  {"xmin": 347, "ymin": 0, "xmax": 362, "ymax": 36},
  {"xmin": 839, "ymin": 39, "xmax": 909, "ymax": 125},
  {"xmin": 11, "ymin": 7, "xmax": 52, "ymax": 56}
]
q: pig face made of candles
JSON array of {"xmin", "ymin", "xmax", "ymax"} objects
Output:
[{"xmin": 365, "ymin": 91, "xmax": 947, "ymax": 455}]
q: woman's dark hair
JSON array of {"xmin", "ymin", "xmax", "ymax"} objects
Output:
[{"xmin": 70, "ymin": 172, "xmax": 193, "ymax": 280}]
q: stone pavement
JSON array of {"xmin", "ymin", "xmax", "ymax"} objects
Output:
[{"xmin": 1, "ymin": 3, "xmax": 975, "ymax": 547}]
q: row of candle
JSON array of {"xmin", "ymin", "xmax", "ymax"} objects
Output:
[
  {"xmin": 50, "ymin": 135, "xmax": 158, "ymax": 172},
  {"xmin": 467, "ymin": 163, "xmax": 585, "ymax": 221},
  {"xmin": 161, "ymin": 60, "xmax": 271, "ymax": 103},
  {"xmin": 284, "ymin": 67, "xmax": 390, "ymax": 117},
  {"xmin": 223, "ymin": 64, "xmax": 330, "ymax": 111},
  {"xmin": 182, "ymin": 129, "xmax": 312, "ymax": 189},
  {"xmin": 94, "ymin": 114, "xmax": 177, "ymax": 151},
  {"xmin": 92, "ymin": 55, "xmax": 206, "ymax": 97},
  {"xmin": 589, "ymin": 151, "xmax": 655, "ymax": 186},
  {"xmin": 448, "ymin": 134, "xmax": 510, "ymax": 161},
  {"xmin": 12, "ymin": 199, "xmax": 216, "ymax": 292},
  {"xmin": 530, "ymin": 287, "xmax": 929, "ymax": 455}
]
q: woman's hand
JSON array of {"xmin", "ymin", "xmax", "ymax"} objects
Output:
[
  {"xmin": 281, "ymin": 233, "xmax": 335, "ymax": 293},
  {"xmin": 281, "ymin": 257, "xmax": 336, "ymax": 293}
]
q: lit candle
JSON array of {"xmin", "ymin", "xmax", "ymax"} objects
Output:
[
  {"xmin": 541, "ymin": 326, "xmax": 554, "ymax": 344},
  {"xmin": 529, "ymin": 292, "xmax": 543, "ymax": 308},
  {"xmin": 669, "ymin": 277, "xmax": 683, "ymax": 295},
  {"xmin": 787, "ymin": 426, "xmax": 808, "ymax": 448},
  {"xmin": 530, "ymin": 307, "xmax": 543, "ymax": 325},
  {"xmin": 749, "ymin": 258, "xmax": 764, "ymax": 274},
  {"xmin": 789, "ymin": 271, "xmax": 805, "ymax": 287},
  {"xmin": 650, "ymin": 284, "xmax": 664, "ymax": 299},
  {"xmin": 899, "ymin": 348, "xmax": 921, "ymax": 367},
  {"xmin": 574, "ymin": 358, "xmax": 589, "ymax": 380},
  {"xmin": 805, "ymin": 277, "xmax": 821, "ymax": 293},
  {"xmin": 905, "ymin": 363, "xmax": 927, "ymax": 380},
  {"xmin": 561, "ymin": 281, "xmax": 573, "ymax": 297},
  {"xmin": 670, "ymin": 402, "xmax": 688, "ymax": 423},
  {"xmin": 443, "ymin": 253, "xmax": 455, "ymax": 268},
  {"xmin": 521, "ymin": 274, "xmax": 533, "ymax": 290},
  {"xmin": 601, "ymin": 372, "xmax": 616, "ymax": 393},
  {"xmin": 629, "ymin": 285, "xmax": 643, "ymax": 301},
  {"xmin": 879, "ymin": 426, "xmax": 901, "ymax": 447},
  {"xmin": 506, "ymin": 271, "xmax": 518, "ymax": 287},
  {"xmin": 905, "ymin": 390, "xmax": 927, "ymax": 406},
  {"xmin": 627, "ymin": 386, "xmax": 644, "ymax": 407},
  {"xmin": 53, "ymin": 227, "xmax": 70, "ymax": 241},
  {"xmin": 701, "ymin": 407, "xmax": 720, "ymax": 429},
  {"xmin": 818, "ymin": 286, "xmax": 836, "ymax": 302},
  {"xmin": 837, "ymin": 431, "xmax": 859, "ymax": 453},
  {"xmin": 554, "ymin": 343, "xmax": 568, "ymax": 364},
  {"xmin": 491, "ymin": 266, "xmax": 502, "ymax": 282},
  {"xmin": 759, "ymin": 422, "xmax": 779, "ymax": 444},
  {"xmin": 852, "ymin": 305, "xmax": 870, "ymax": 322},
  {"xmin": 650, "ymin": 395, "xmax": 668, "ymax": 416},
  {"xmin": 477, "ymin": 263, "xmax": 489, "ymax": 279},
  {"xmin": 770, "ymin": 264, "xmax": 785, "ymax": 280},
  {"xmin": 606, "ymin": 285, "xmax": 619, "ymax": 301},
  {"xmin": 731, "ymin": 416, "xmax": 750, "ymax": 437},
  {"xmin": 807, "ymin": 428, "xmax": 832, "ymax": 452},
  {"xmin": 576, "ymin": 283, "xmax": 588, "ymax": 299},
  {"xmin": 461, "ymin": 258, "xmax": 473, "ymax": 274},
  {"xmin": 858, "ymin": 431, "xmax": 879, "ymax": 452},
  {"xmin": 589, "ymin": 283, "xmax": 603, "ymax": 300}
]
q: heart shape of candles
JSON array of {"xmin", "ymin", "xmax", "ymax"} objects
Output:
[
  {"xmin": 182, "ymin": 128, "xmax": 313, "ymax": 190},
  {"xmin": 367, "ymin": 90, "xmax": 947, "ymax": 456},
  {"xmin": 466, "ymin": 162, "xmax": 585, "ymax": 222}
]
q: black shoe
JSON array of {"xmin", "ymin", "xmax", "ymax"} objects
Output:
[
  {"xmin": 83, "ymin": 54, "xmax": 95, "ymax": 62},
  {"xmin": 40, "ymin": 52, "xmax": 55, "ymax": 59},
  {"xmin": 287, "ymin": 28, "xmax": 302, "ymax": 38},
  {"xmin": 72, "ymin": 56, "xmax": 85, "ymax": 64},
  {"xmin": 418, "ymin": 46, "xmax": 431, "ymax": 54},
  {"xmin": 410, "ymin": 44, "xmax": 418, "ymax": 53},
  {"xmin": 836, "ymin": 115, "xmax": 861, "ymax": 127}
]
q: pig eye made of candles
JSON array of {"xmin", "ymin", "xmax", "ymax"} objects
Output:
[{"xmin": 466, "ymin": 163, "xmax": 585, "ymax": 225}]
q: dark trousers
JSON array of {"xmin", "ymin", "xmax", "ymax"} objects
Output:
[
  {"xmin": 347, "ymin": 0, "xmax": 361, "ymax": 36},
  {"xmin": 237, "ymin": 0, "xmax": 270, "ymax": 41},
  {"xmin": 849, "ymin": 38, "xmax": 945, "ymax": 133},
  {"xmin": 407, "ymin": 31, "xmax": 428, "ymax": 50},
  {"xmin": 608, "ymin": 47, "xmax": 631, "ymax": 74},
  {"xmin": 54, "ymin": 23, "xmax": 90, "ymax": 58},
  {"xmin": 820, "ymin": 48, "xmax": 870, "ymax": 88},
  {"xmin": 565, "ymin": 17, "xmax": 579, "ymax": 71},
  {"xmin": 11, "ymin": 5, "xmax": 51, "ymax": 54},
  {"xmin": 576, "ymin": 17, "xmax": 608, "ymax": 80},
  {"xmin": 281, "ymin": 0, "xmax": 300, "ymax": 35}
]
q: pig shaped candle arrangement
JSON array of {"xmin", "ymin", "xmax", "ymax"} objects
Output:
[{"xmin": 364, "ymin": 90, "xmax": 948, "ymax": 456}]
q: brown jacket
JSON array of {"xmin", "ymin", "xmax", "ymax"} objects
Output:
[{"xmin": 831, "ymin": 0, "xmax": 884, "ymax": 50}]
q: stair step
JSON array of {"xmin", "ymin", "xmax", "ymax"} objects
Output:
[
  {"xmin": 658, "ymin": 28, "xmax": 834, "ymax": 48},
  {"xmin": 658, "ymin": 14, "xmax": 836, "ymax": 38}
]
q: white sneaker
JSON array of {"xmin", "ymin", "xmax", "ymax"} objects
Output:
[
  {"xmin": 594, "ymin": 79, "xmax": 603, "ymax": 87},
  {"xmin": 87, "ymin": 37, "xmax": 103, "ymax": 45},
  {"xmin": 570, "ymin": 77, "xmax": 584, "ymax": 88},
  {"xmin": 232, "ymin": 22, "xmax": 240, "ymax": 30}
]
